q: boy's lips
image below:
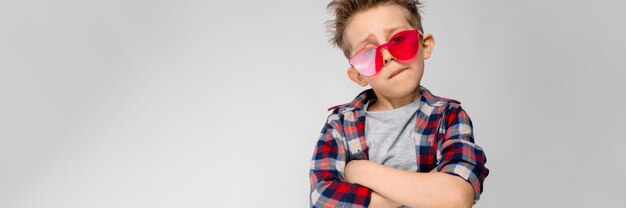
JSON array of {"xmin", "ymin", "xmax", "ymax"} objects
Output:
[{"xmin": 388, "ymin": 68, "xmax": 408, "ymax": 79}]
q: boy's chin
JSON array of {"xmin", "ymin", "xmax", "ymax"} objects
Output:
[{"xmin": 374, "ymin": 81, "xmax": 421, "ymax": 98}]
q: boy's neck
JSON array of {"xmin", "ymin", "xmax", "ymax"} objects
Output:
[{"xmin": 367, "ymin": 87, "xmax": 421, "ymax": 112}]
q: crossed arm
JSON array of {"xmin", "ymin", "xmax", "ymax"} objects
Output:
[{"xmin": 344, "ymin": 159, "xmax": 474, "ymax": 208}]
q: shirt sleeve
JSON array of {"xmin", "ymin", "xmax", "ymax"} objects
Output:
[
  {"xmin": 435, "ymin": 105, "xmax": 490, "ymax": 203},
  {"xmin": 309, "ymin": 114, "xmax": 372, "ymax": 208}
]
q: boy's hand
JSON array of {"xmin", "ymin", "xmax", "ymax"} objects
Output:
[
  {"xmin": 346, "ymin": 160, "xmax": 405, "ymax": 208},
  {"xmin": 345, "ymin": 159, "xmax": 369, "ymax": 184}
]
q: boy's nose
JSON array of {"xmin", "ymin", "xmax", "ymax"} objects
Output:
[{"xmin": 381, "ymin": 49, "xmax": 395, "ymax": 65}]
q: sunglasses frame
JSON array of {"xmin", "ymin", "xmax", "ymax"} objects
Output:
[{"xmin": 348, "ymin": 29, "xmax": 423, "ymax": 77}]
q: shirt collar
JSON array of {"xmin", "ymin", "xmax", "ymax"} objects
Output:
[{"xmin": 330, "ymin": 85, "xmax": 459, "ymax": 113}]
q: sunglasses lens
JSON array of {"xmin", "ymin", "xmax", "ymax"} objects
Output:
[
  {"xmin": 388, "ymin": 30, "xmax": 419, "ymax": 61},
  {"xmin": 349, "ymin": 48, "xmax": 378, "ymax": 76},
  {"xmin": 347, "ymin": 30, "xmax": 420, "ymax": 77}
]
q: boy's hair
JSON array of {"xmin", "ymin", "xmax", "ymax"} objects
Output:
[{"xmin": 326, "ymin": 0, "xmax": 424, "ymax": 59}]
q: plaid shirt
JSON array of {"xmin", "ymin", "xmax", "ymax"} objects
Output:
[{"xmin": 309, "ymin": 85, "xmax": 489, "ymax": 207}]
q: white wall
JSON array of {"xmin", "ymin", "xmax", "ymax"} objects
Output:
[{"xmin": 1, "ymin": 0, "xmax": 624, "ymax": 207}]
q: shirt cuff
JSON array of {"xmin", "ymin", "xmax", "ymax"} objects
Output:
[{"xmin": 437, "ymin": 161, "xmax": 483, "ymax": 203}]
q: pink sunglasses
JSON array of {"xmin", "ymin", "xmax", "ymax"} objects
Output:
[{"xmin": 349, "ymin": 29, "xmax": 422, "ymax": 77}]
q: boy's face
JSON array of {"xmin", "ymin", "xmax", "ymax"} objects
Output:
[{"xmin": 344, "ymin": 4, "xmax": 434, "ymax": 99}]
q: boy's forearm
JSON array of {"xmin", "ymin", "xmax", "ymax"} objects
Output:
[
  {"xmin": 370, "ymin": 191, "xmax": 402, "ymax": 208},
  {"xmin": 348, "ymin": 160, "xmax": 474, "ymax": 208}
]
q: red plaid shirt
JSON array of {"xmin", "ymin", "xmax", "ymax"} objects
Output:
[{"xmin": 309, "ymin": 85, "xmax": 489, "ymax": 207}]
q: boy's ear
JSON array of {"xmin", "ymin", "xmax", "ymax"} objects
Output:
[
  {"xmin": 347, "ymin": 67, "xmax": 369, "ymax": 87},
  {"xmin": 421, "ymin": 33, "xmax": 435, "ymax": 60}
]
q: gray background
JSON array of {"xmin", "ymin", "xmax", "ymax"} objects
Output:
[{"xmin": 1, "ymin": 0, "xmax": 625, "ymax": 207}]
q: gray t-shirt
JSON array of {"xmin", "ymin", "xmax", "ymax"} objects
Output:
[{"xmin": 363, "ymin": 95, "xmax": 421, "ymax": 172}]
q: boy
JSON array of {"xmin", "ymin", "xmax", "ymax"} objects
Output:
[{"xmin": 309, "ymin": 0, "xmax": 489, "ymax": 207}]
